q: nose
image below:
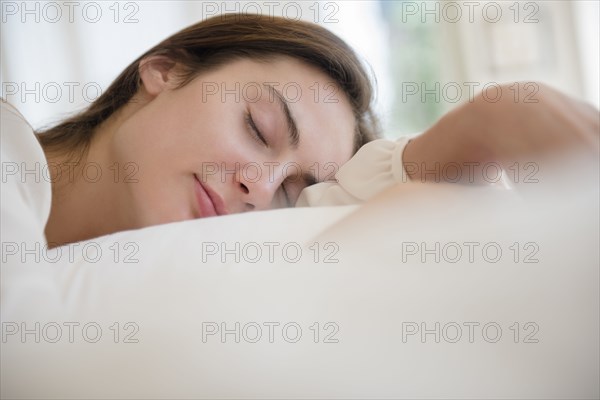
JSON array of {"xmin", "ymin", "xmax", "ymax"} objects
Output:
[{"xmin": 236, "ymin": 168, "xmax": 282, "ymax": 211}]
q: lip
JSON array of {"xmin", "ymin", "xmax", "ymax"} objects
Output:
[{"xmin": 193, "ymin": 174, "xmax": 228, "ymax": 217}]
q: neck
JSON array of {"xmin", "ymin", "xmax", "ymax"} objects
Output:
[
  {"xmin": 43, "ymin": 132, "xmax": 118, "ymax": 247},
  {"xmin": 43, "ymin": 96, "xmax": 147, "ymax": 247}
]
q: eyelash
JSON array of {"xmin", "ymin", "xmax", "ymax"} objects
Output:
[{"xmin": 244, "ymin": 111, "xmax": 268, "ymax": 147}]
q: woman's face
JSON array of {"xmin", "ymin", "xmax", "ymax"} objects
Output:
[{"xmin": 110, "ymin": 56, "xmax": 356, "ymax": 227}]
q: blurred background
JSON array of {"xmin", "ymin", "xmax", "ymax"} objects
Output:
[{"xmin": 1, "ymin": 0, "xmax": 598, "ymax": 138}]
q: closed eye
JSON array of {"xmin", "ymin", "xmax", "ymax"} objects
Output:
[{"xmin": 244, "ymin": 111, "xmax": 268, "ymax": 147}]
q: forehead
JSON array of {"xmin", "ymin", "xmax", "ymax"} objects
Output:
[{"xmin": 195, "ymin": 56, "xmax": 357, "ymax": 175}]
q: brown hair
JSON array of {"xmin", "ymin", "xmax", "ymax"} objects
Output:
[{"xmin": 37, "ymin": 13, "xmax": 381, "ymax": 160}]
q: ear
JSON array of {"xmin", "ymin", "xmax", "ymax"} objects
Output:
[{"xmin": 138, "ymin": 55, "xmax": 178, "ymax": 97}]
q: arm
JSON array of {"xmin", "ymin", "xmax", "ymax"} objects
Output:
[
  {"xmin": 297, "ymin": 82, "xmax": 597, "ymax": 209},
  {"xmin": 402, "ymin": 82, "xmax": 599, "ymax": 187}
]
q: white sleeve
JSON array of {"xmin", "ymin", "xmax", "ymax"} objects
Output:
[{"xmin": 296, "ymin": 136, "xmax": 414, "ymax": 207}]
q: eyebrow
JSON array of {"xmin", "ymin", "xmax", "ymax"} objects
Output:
[{"xmin": 263, "ymin": 83, "xmax": 300, "ymax": 149}]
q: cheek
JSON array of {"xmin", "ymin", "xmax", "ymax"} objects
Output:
[{"xmin": 116, "ymin": 87, "xmax": 272, "ymax": 180}]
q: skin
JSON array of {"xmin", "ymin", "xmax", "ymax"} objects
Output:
[
  {"xmin": 44, "ymin": 56, "xmax": 356, "ymax": 246},
  {"xmin": 402, "ymin": 82, "xmax": 599, "ymax": 187}
]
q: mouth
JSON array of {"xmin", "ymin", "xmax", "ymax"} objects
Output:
[{"xmin": 193, "ymin": 174, "xmax": 228, "ymax": 218}]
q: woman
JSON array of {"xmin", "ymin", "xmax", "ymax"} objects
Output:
[
  {"xmin": 3, "ymin": 13, "xmax": 598, "ymax": 247},
  {"xmin": 9, "ymin": 13, "xmax": 380, "ymax": 247}
]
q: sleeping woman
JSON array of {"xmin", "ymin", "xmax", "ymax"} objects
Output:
[{"xmin": 2, "ymin": 13, "xmax": 598, "ymax": 248}]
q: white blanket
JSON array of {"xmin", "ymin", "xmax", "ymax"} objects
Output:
[{"xmin": 2, "ymin": 181, "xmax": 598, "ymax": 399}]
